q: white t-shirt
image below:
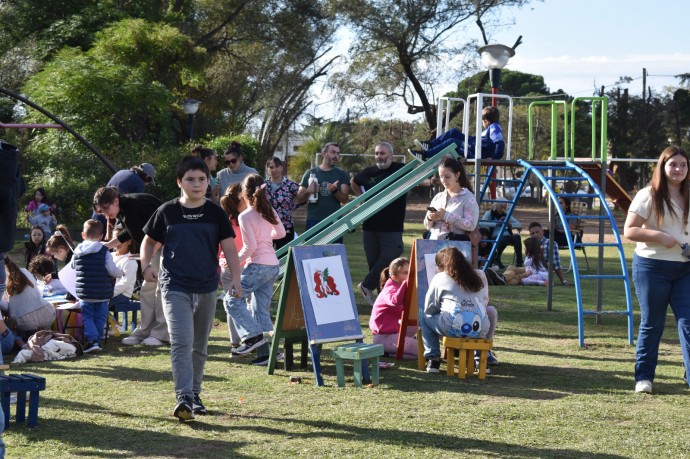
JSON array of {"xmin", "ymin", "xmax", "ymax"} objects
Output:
[{"xmin": 629, "ymin": 186, "xmax": 690, "ymax": 262}]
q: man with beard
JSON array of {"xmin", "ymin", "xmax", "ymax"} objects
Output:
[
  {"xmin": 297, "ymin": 142, "xmax": 350, "ymax": 244},
  {"xmin": 350, "ymin": 142, "xmax": 407, "ymax": 306}
]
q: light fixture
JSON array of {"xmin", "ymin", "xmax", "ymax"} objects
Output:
[
  {"xmin": 478, "ymin": 44, "xmax": 515, "ymax": 107},
  {"xmin": 182, "ymin": 99, "xmax": 201, "ymax": 140}
]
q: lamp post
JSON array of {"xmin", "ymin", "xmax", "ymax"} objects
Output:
[
  {"xmin": 182, "ymin": 99, "xmax": 200, "ymax": 140},
  {"xmin": 478, "ymin": 44, "xmax": 514, "ymax": 107},
  {"xmin": 478, "ymin": 44, "xmax": 514, "ymax": 200}
]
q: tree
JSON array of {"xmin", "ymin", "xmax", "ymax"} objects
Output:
[{"xmin": 330, "ymin": 0, "xmax": 530, "ymax": 131}]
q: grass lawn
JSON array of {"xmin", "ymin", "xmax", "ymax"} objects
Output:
[{"xmin": 3, "ymin": 223, "xmax": 690, "ymax": 458}]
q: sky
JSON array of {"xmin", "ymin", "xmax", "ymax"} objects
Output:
[{"xmin": 313, "ymin": 0, "xmax": 690, "ymax": 121}]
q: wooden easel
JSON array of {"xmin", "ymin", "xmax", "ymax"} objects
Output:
[
  {"xmin": 268, "ymin": 245, "xmax": 366, "ymax": 387},
  {"xmin": 395, "ymin": 239, "xmax": 473, "ymax": 361}
]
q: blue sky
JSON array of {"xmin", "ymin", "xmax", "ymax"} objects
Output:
[{"xmin": 313, "ymin": 0, "xmax": 690, "ymax": 121}]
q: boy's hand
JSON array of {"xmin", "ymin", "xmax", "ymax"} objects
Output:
[{"xmin": 142, "ymin": 265, "xmax": 157, "ymax": 282}]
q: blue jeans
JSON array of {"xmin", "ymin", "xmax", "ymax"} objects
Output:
[
  {"xmin": 80, "ymin": 300, "xmax": 109, "ymax": 342},
  {"xmin": 633, "ymin": 254, "xmax": 690, "ymax": 385},
  {"xmin": 306, "ymin": 219, "xmax": 343, "ymax": 244},
  {"xmin": 223, "ymin": 263, "xmax": 279, "ymax": 357},
  {"xmin": 419, "ymin": 312, "xmax": 445, "ymax": 360},
  {"xmin": 0, "ymin": 328, "xmax": 17, "ymax": 354},
  {"xmin": 161, "ymin": 290, "xmax": 217, "ymax": 400},
  {"xmin": 425, "ymin": 128, "xmax": 476, "ymax": 159},
  {"xmin": 362, "ymin": 230, "xmax": 403, "ymax": 291}
]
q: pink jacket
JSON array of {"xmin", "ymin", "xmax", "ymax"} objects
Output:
[
  {"xmin": 369, "ymin": 278, "xmax": 407, "ymax": 335},
  {"xmin": 237, "ymin": 207, "xmax": 285, "ymax": 265}
]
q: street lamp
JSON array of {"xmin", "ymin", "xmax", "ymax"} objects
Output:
[
  {"xmin": 182, "ymin": 99, "xmax": 200, "ymax": 140},
  {"xmin": 478, "ymin": 44, "xmax": 514, "ymax": 107}
]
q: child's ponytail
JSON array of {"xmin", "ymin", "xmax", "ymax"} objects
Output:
[
  {"xmin": 242, "ymin": 174, "xmax": 277, "ymax": 225},
  {"xmin": 46, "ymin": 224, "xmax": 74, "ymax": 253}
]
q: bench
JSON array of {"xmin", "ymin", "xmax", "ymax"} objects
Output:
[{"xmin": 0, "ymin": 373, "xmax": 47, "ymax": 428}]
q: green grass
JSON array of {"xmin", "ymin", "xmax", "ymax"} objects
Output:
[{"xmin": 3, "ymin": 225, "xmax": 690, "ymax": 458}]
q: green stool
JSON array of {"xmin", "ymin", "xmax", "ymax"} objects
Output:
[{"xmin": 331, "ymin": 343, "xmax": 384, "ymax": 387}]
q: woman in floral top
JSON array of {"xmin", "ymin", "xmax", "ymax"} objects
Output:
[{"xmin": 265, "ymin": 156, "xmax": 299, "ymax": 250}]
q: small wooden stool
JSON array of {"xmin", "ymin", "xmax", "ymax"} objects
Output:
[
  {"xmin": 331, "ymin": 343, "xmax": 384, "ymax": 387},
  {"xmin": 443, "ymin": 337, "xmax": 493, "ymax": 380},
  {"xmin": 0, "ymin": 373, "xmax": 47, "ymax": 428}
]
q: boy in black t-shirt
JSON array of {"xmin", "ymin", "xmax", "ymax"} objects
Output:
[{"xmin": 141, "ymin": 157, "xmax": 242, "ymax": 421}]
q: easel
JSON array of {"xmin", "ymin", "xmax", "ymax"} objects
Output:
[
  {"xmin": 396, "ymin": 239, "xmax": 472, "ymax": 360},
  {"xmin": 268, "ymin": 245, "xmax": 365, "ymax": 386}
]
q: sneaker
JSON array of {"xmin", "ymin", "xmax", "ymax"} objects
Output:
[
  {"xmin": 251, "ymin": 355, "xmax": 270, "ymax": 366},
  {"xmin": 121, "ymin": 335, "xmax": 142, "ymax": 345},
  {"xmin": 426, "ymin": 359, "xmax": 441, "ymax": 373},
  {"xmin": 635, "ymin": 380, "xmax": 653, "ymax": 394},
  {"xmin": 233, "ymin": 334, "xmax": 266, "ymax": 355},
  {"xmin": 83, "ymin": 340, "xmax": 102, "ymax": 354},
  {"xmin": 173, "ymin": 395, "xmax": 195, "ymax": 421},
  {"xmin": 476, "ymin": 350, "xmax": 499, "ymax": 366},
  {"xmin": 414, "ymin": 139, "xmax": 430, "ymax": 151},
  {"xmin": 358, "ymin": 283, "xmax": 376, "ymax": 306},
  {"xmin": 485, "ymin": 267, "xmax": 506, "ymax": 286},
  {"xmin": 192, "ymin": 393, "xmax": 207, "ymax": 415},
  {"xmin": 407, "ymin": 148, "xmax": 426, "ymax": 162},
  {"xmin": 142, "ymin": 336, "xmax": 166, "ymax": 346}
]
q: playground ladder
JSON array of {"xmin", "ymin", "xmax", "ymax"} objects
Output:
[{"xmin": 517, "ymin": 159, "xmax": 634, "ymax": 347}]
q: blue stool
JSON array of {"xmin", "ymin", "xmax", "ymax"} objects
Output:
[{"xmin": 0, "ymin": 374, "xmax": 47, "ymax": 429}]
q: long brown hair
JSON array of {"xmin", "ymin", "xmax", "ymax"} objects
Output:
[
  {"xmin": 4, "ymin": 256, "xmax": 31, "ymax": 295},
  {"xmin": 524, "ymin": 237, "xmax": 546, "ymax": 272},
  {"xmin": 650, "ymin": 145, "xmax": 690, "ymax": 227},
  {"xmin": 46, "ymin": 224, "xmax": 74, "ymax": 253},
  {"xmin": 379, "ymin": 257, "xmax": 409, "ymax": 290},
  {"xmin": 435, "ymin": 247, "xmax": 483, "ymax": 292},
  {"xmin": 242, "ymin": 174, "xmax": 278, "ymax": 224},
  {"xmin": 439, "ymin": 155, "xmax": 473, "ymax": 192},
  {"xmin": 220, "ymin": 183, "xmax": 243, "ymax": 222}
]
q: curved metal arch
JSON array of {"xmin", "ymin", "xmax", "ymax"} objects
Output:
[{"xmin": 0, "ymin": 87, "xmax": 117, "ymax": 172}]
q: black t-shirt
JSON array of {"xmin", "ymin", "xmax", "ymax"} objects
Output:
[
  {"xmin": 352, "ymin": 162, "xmax": 407, "ymax": 232},
  {"xmin": 116, "ymin": 193, "xmax": 163, "ymax": 245},
  {"xmin": 144, "ymin": 198, "xmax": 235, "ymax": 293}
]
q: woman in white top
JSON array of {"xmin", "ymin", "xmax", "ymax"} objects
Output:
[
  {"xmin": 624, "ymin": 145, "xmax": 690, "ymax": 394},
  {"xmin": 424, "ymin": 155, "xmax": 479, "ymax": 241}
]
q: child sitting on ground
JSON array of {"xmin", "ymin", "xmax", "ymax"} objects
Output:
[
  {"xmin": 1, "ymin": 256, "xmax": 56, "ymax": 338},
  {"xmin": 28, "ymin": 255, "xmax": 68, "ymax": 296},
  {"xmin": 520, "ymin": 237, "xmax": 549, "ymax": 286},
  {"xmin": 71, "ymin": 219, "xmax": 123, "ymax": 353},
  {"xmin": 369, "ymin": 257, "xmax": 417, "ymax": 359},
  {"xmin": 419, "ymin": 247, "xmax": 498, "ymax": 373},
  {"xmin": 24, "ymin": 226, "xmax": 48, "ymax": 269}
]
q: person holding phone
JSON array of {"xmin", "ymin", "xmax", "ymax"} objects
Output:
[{"xmin": 424, "ymin": 155, "xmax": 479, "ymax": 241}]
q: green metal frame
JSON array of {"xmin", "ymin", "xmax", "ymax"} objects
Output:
[
  {"xmin": 570, "ymin": 96, "xmax": 609, "ymax": 162},
  {"xmin": 528, "ymin": 100, "xmax": 569, "ymax": 160}
]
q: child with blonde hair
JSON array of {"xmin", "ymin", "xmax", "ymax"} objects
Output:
[{"xmin": 369, "ymin": 257, "xmax": 417, "ymax": 359}]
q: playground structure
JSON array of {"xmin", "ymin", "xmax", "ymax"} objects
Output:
[{"xmin": 277, "ymin": 93, "xmax": 636, "ymax": 348}]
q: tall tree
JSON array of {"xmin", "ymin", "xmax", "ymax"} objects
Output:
[{"xmin": 331, "ymin": 0, "xmax": 530, "ymax": 130}]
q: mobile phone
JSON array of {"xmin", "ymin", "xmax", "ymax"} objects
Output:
[{"xmin": 427, "ymin": 206, "xmax": 437, "ymax": 212}]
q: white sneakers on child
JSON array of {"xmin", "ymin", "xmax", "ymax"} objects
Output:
[{"xmin": 635, "ymin": 380, "xmax": 653, "ymax": 393}]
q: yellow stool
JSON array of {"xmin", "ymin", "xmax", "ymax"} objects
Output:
[{"xmin": 443, "ymin": 337, "xmax": 493, "ymax": 380}]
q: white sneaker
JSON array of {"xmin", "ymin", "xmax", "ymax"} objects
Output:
[
  {"xmin": 121, "ymin": 335, "xmax": 142, "ymax": 345},
  {"xmin": 635, "ymin": 380, "xmax": 653, "ymax": 393},
  {"xmin": 358, "ymin": 283, "xmax": 376, "ymax": 306},
  {"xmin": 414, "ymin": 139, "xmax": 429, "ymax": 151},
  {"xmin": 142, "ymin": 336, "xmax": 166, "ymax": 346}
]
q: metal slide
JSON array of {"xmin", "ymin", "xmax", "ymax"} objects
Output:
[{"xmin": 275, "ymin": 145, "xmax": 461, "ymax": 276}]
